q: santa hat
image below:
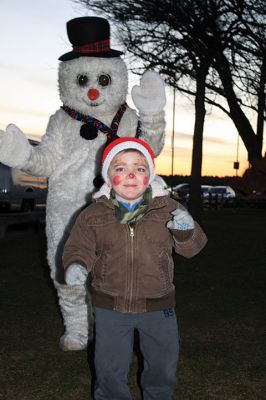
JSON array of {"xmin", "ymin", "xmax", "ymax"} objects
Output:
[{"xmin": 101, "ymin": 137, "xmax": 155, "ymax": 184}]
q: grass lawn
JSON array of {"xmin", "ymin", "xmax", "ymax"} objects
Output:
[{"xmin": 0, "ymin": 208, "xmax": 265, "ymax": 399}]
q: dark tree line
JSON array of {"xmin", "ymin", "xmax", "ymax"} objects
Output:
[{"xmin": 76, "ymin": 0, "xmax": 265, "ymax": 220}]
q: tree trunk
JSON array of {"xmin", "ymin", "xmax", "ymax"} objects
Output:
[
  {"xmin": 188, "ymin": 64, "xmax": 208, "ymax": 223},
  {"xmin": 215, "ymin": 53, "xmax": 262, "ymax": 163},
  {"xmin": 256, "ymin": 55, "xmax": 265, "ymax": 156}
]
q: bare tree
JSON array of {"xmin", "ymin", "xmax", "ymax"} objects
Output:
[
  {"xmin": 75, "ymin": 0, "xmax": 265, "ymax": 219},
  {"xmin": 77, "ymin": 0, "xmax": 265, "ymax": 159}
]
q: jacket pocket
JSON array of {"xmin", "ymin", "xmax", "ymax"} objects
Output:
[
  {"xmin": 158, "ymin": 249, "xmax": 174, "ymax": 293},
  {"xmin": 89, "ymin": 218, "xmax": 120, "ymax": 248},
  {"xmin": 91, "ymin": 249, "xmax": 107, "ymax": 287},
  {"xmin": 142, "ymin": 213, "xmax": 172, "ymax": 245}
]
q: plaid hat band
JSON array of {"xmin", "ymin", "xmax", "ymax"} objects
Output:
[{"xmin": 73, "ymin": 39, "xmax": 110, "ymax": 54}]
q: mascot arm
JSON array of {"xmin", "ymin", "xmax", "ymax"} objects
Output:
[
  {"xmin": 0, "ymin": 124, "xmax": 31, "ymax": 169},
  {"xmin": 0, "ymin": 114, "xmax": 63, "ymax": 177},
  {"xmin": 21, "ymin": 113, "xmax": 64, "ymax": 177},
  {"xmin": 138, "ymin": 112, "xmax": 166, "ymax": 157},
  {"xmin": 131, "ymin": 71, "xmax": 166, "ymax": 156}
]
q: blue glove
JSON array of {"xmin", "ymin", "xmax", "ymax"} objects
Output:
[
  {"xmin": 167, "ymin": 208, "xmax": 195, "ymax": 230},
  {"xmin": 65, "ymin": 263, "xmax": 88, "ymax": 285}
]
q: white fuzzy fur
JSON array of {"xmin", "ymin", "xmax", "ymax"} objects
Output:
[
  {"xmin": 0, "ymin": 124, "xmax": 31, "ymax": 169},
  {"xmin": 132, "ymin": 70, "xmax": 166, "ymax": 115},
  {"xmin": 59, "ymin": 57, "xmax": 128, "ymax": 116},
  {"xmin": 0, "ymin": 55, "xmax": 166, "ymax": 349}
]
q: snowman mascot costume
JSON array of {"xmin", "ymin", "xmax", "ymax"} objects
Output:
[{"xmin": 0, "ymin": 17, "xmax": 166, "ymax": 351}]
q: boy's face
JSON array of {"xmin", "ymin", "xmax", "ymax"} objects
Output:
[{"xmin": 107, "ymin": 150, "xmax": 150, "ymax": 204}]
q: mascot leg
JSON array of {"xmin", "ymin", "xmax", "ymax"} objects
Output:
[
  {"xmin": 55, "ymin": 282, "xmax": 93, "ymax": 351},
  {"xmin": 47, "ymin": 211, "xmax": 94, "ymax": 351}
]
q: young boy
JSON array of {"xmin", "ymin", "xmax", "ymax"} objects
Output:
[{"xmin": 63, "ymin": 137, "xmax": 207, "ymax": 400}]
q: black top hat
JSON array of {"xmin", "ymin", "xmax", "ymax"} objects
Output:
[{"xmin": 59, "ymin": 16, "xmax": 123, "ymax": 61}]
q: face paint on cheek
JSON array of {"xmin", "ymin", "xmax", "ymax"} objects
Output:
[
  {"xmin": 112, "ymin": 175, "xmax": 122, "ymax": 186},
  {"xmin": 143, "ymin": 176, "xmax": 149, "ymax": 185}
]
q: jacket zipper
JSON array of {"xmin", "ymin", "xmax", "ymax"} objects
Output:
[{"xmin": 128, "ymin": 224, "xmax": 134, "ymax": 312}]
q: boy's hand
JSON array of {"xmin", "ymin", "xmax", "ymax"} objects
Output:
[
  {"xmin": 167, "ymin": 209, "xmax": 195, "ymax": 231},
  {"xmin": 65, "ymin": 263, "xmax": 88, "ymax": 285}
]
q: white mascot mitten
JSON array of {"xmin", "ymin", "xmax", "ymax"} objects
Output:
[
  {"xmin": 132, "ymin": 70, "xmax": 166, "ymax": 115},
  {"xmin": 0, "ymin": 124, "xmax": 31, "ymax": 168},
  {"xmin": 0, "ymin": 17, "xmax": 166, "ymax": 351}
]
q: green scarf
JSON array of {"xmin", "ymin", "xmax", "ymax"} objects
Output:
[{"xmin": 111, "ymin": 186, "xmax": 152, "ymax": 225}]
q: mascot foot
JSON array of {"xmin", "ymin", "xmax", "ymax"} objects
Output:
[{"xmin": 59, "ymin": 332, "xmax": 88, "ymax": 351}]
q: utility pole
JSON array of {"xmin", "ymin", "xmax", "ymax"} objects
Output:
[
  {"xmin": 160, "ymin": 70, "xmax": 176, "ymax": 182},
  {"xmin": 234, "ymin": 133, "xmax": 240, "ymax": 176}
]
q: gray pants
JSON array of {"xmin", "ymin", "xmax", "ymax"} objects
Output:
[{"xmin": 94, "ymin": 307, "xmax": 179, "ymax": 400}]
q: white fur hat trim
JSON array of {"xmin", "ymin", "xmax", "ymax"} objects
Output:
[{"xmin": 101, "ymin": 137, "xmax": 155, "ymax": 184}]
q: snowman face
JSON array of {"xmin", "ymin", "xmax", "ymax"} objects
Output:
[{"xmin": 58, "ymin": 57, "xmax": 128, "ymax": 117}]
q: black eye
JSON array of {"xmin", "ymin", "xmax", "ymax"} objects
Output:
[
  {"xmin": 77, "ymin": 74, "xmax": 88, "ymax": 87},
  {"xmin": 98, "ymin": 74, "xmax": 111, "ymax": 87}
]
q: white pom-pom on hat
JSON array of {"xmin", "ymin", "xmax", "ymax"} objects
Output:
[{"xmin": 101, "ymin": 137, "xmax": 155, "ymax": 183}]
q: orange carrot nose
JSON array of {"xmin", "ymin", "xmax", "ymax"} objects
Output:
[{"xmin": 88, "ymin": 88, "xmax": 100, "ymax": 101}]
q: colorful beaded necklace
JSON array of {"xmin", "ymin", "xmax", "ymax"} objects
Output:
[{"xmin": 61, "ymin": 103, "xmax": 141, "ymax": 141}]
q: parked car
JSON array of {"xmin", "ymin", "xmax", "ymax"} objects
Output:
[
  {"xmin": 173, "ymin": 184, "xmax": 215, "ymax": 204},
  {"xmin": 210, "ymin": 186, "xmax": 236, "ymax": 199},
  {"xmin": 0, "ymin": 139, "xmax": 47, "ymax": 212},
  {"xmin": 172, "ymin": 183, "xmax": 190, "ymax": 198},
  {"xmin": 202, "ymin": 185, "xmax": 236, "ymax": 206},
  {"xmin": 201, "ymin": 185, "xmax": 214, "ymax": 198},
  {"xmin": 173, "ymin": 183, "xmax": 236, "ymax": 206},
  {"xmin": 184, "ymin": 185, "xmax": 214, "ymax": 204}
]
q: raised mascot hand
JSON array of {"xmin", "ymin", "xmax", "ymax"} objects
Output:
[
  {"xmin": 132, "ymin": 70, "xmax": 166, "ymax": 115},
  {"xmin": 0, "ymin": 124, "xmax": 31, "ymax": 168}
]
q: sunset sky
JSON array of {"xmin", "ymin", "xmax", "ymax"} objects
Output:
[{"xmin": 1, "ymin": 0, "xmax": 264, "ymax": 177}]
